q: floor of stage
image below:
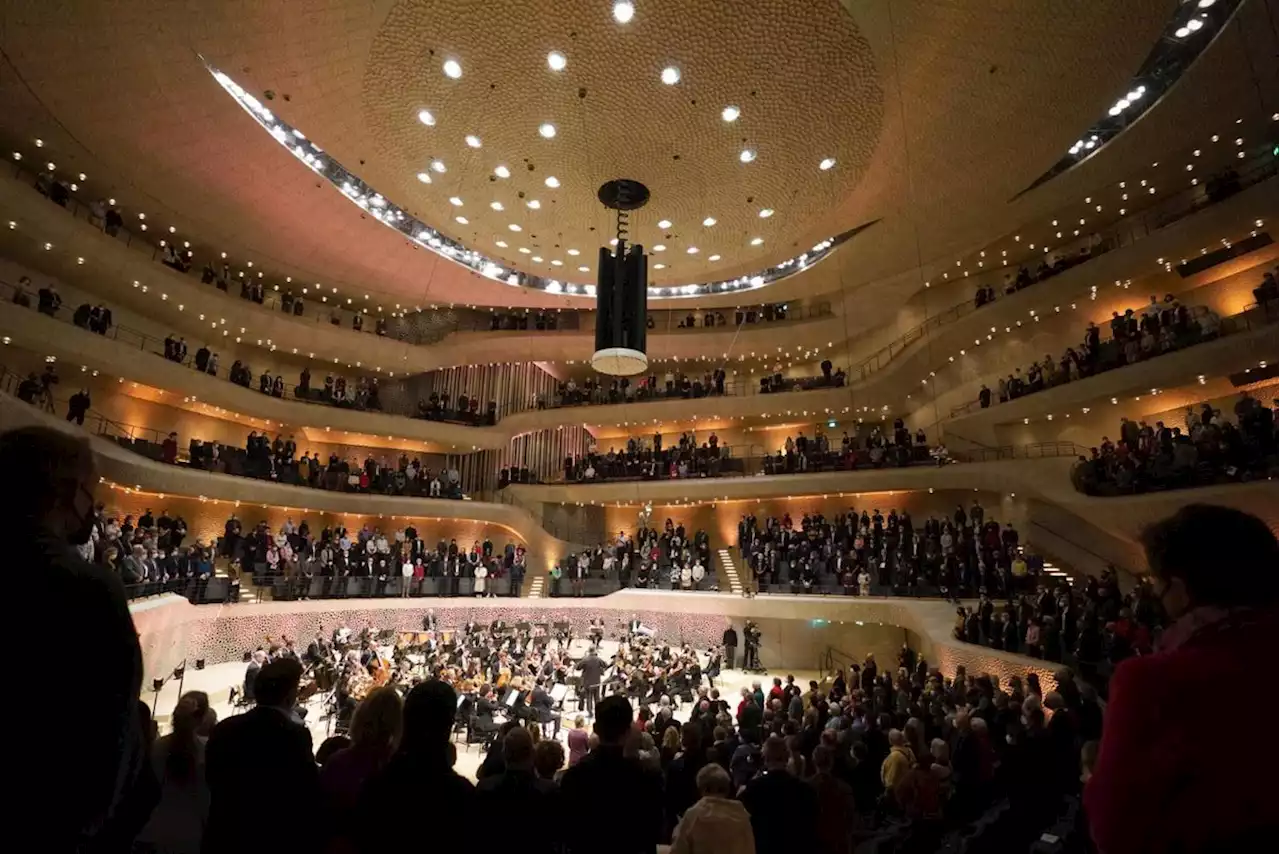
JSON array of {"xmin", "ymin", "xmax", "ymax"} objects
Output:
[{"xmin": 149, "ymin": 660, "xmax": 821, "ymax": 781}]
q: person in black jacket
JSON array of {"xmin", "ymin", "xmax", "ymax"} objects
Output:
[
  {"xmin": 13, "ymin": 426, "xmax": 145, "ymax": 853},
  {"xmin": 740, "ymin": 735, "xmax": 819, "ymax": 854},
  {"xmin": 476, "ymin": 728, "xmax": 560, "ymax": 854},
  {"xmin": 204, "ymin": 657, "xmax": 319, "ymax": 854},
  {"xmin": 721, "ymin": 624, "xmax": 738, "ymax": 670}
]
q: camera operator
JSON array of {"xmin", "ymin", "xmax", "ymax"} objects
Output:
[{"xmin": 743, "ymin": 621, "xmax": 762, "ymax": 671}]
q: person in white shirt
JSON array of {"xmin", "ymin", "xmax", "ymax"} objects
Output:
[
  {"xmin": 857, "ymin": 569, "xmax": 871, "ymax": 597},
  {"xmin": 429, "ymin": 476, "xmax": 442, "ymax": 497},
  {"xmin": 680, "ymin": 564, "xmax": 692, "ymax": 589},
  {"xmin": 400, "ymin": 559, "xmax": 414, "ymax": 597},
  {"xmin": 375, "ymin": 533, "xmax": 390, "ymax": 554},
  {"xmin": 473, "ymin": 563, "xmax": 488, "ymax": 597},
  {"xmin": 691, "ymin": 562, "xmax": 705, "ymax": 587},
  {"xmin": 584, "ymin": 464, "xmax": 596, "ymax": 480}
]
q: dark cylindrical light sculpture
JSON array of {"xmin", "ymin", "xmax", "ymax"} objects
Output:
[{"xmin": 592, "ymin": 178, "xmax": 650, "ymax": 376}]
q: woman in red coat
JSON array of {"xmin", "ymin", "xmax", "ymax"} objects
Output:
[{"xmin": 1085, "ymin": 504, "xmax": 1277, "ymax": 853}]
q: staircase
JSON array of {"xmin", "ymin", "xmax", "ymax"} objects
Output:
[
  {"xmin": 717, "ymin": 547, "xmax": 745, "ymax": 595},
  {"xmin": 526, "ymin": 574, "xmax": 546, "ymax": 599}
]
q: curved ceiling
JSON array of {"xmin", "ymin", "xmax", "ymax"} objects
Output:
[{"xmin": 0, "ymin": 0, "xmax": 1268, "ymax": 311}]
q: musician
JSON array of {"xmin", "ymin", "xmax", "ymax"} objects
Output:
[
  {"xmin": 473, "ymin": 684, "xmax": 502, "ymax": 739},
  {"xmin": 305, "ymin": 630, "xmax": 329, "ymax": 665},
  {"xmin": 577, "ymin": 646, "xmax": 605, "ymax": 717},
  {"xmin": 244, "ymin": 650, "xmax": 266, "ymax": 703},
  {"xmin": 422, "ymin": 609, "xmax": 439, "ymax": 632},
  {"xmin": 588, "ymin": 618, "xmax": 605, "ymax": 645},
  {"xmin": 706, "ymin": 646, "xmax": 723, "ymax": 690},
  {"xmin": 333, "ymin": 621, "xmax": 352, "ymax": 648},
  {"xmin": 529, "ymin": 677, "xmax": 558, "ymax": 736},
  {"xmin": 627, "ymin": 613, "xmax": 643, "ymax": 637}
]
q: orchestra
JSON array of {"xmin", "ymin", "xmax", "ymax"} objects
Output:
[{"xmin": 246, "ymin": 615, "xmax": 719, "ymax": 745}]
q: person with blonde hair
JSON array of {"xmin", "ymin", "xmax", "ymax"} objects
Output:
[
  {"xmin": 567, "ymin": 715, "xmax": 590, "ymax": 766},
  {"xmin": 670, "ymin": 764, "xmax": 755, "ymax": 854},
  {"xmin": 320, "ymin": 685, "xmax": 403, "ymax": 831},
  {"xmin": 134, "ymin": 695, "xmax": 210, "ymax": 854}
]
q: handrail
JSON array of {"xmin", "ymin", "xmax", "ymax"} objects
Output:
[{"xmin": 8, "ymin": 159, "xmax": 836, "ymax": 345}]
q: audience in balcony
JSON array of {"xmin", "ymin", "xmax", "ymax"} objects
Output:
[
  {"xmin": 979, "ymin": 294, "xmax": 1225, "ymax": 409},
  {"xmin": 489, "ymin": 310, "xmax": 559, "ymax": 331},
  {"xmin": 415, "ymin": 391, "xmax": 497, "ymax": 426},
  {"xmin": 1073, "ymin": 397, "xmax": 1278, "ymax": 495},
  {"xmin": 764, "ymin": 421, "xmax": 936, "ymax": 473},
  {"xmin": 71, "ymin": 302, "xmax": 113, "ymax": 335},
  {"xmin": 80, "ymin": 503, "xmax": 215, "ymax": 602},
  {"xmin": 550, "ymin": 520, "xmax": 714, "ymax": 595},
  {"xmin": 36, "ymin": 281, "xmax": 62, "ymax": 316},
  {"xmin": 1253, "ymin": 269, "xmax": 1278, "ymax": 304},
  {"xmin": 162, "ymin": 334, "xmax": 188, "ymax": 364},
  {"xmin": 562, "ymin": 432, "xmax": 732, "ymax": 483},
  {"xmin": 160, "ymin": 243, "xmax": 191, "ymax": 273},
  {"xmin": 549, "ymin": 369, "xmax": 729, "ymax": 408},
  {"xmin": 739, "ymin": 503, "xmax": 1029, "ymax": 601}
]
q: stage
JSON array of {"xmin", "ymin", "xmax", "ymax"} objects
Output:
[{"xmin": 147, "ymin": 658, "xmax": 820, "ymax": 781}]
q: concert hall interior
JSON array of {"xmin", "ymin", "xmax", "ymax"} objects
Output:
[{"xmin": 8, "ymin": 1, "xmax": 1278, "ymax": 853}]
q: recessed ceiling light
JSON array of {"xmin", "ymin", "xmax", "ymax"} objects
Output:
[
  {"xmin": 455, "ymin": 216, "xmax": 468, "ymax": 224},
  {"xmin": 578, "ymin": 266, "xmax": 589, "ymax": 272},
  {"xmin": 490, "ymin": 201, "xmax": 504, "ymax": 211},
  {"xmin": 702, "ymin": 217, "xmax": 717, "ymax": 226},
  {"xmin": 494, "ymin": 165, "xmax": 511, "ymax": 179},
  {"xmin": 819, "ymin": 157, "xmax": 836, "ymax": 170},
  {"xmin": 538, "ymin": 123, "xmax": 557, "ymax": 139},
  {"xmin": 416, "ymin": 172, "xmax": 432, "ymax": 183},
  {"xmin": 740, "ymin": 149, "xmax": 756, "ymax": 163},
  {"xmin": 449, "ymin": 196, "xmax": 464, "ymax": 206},
  {"xmin": 750, "ymin": 237, "xmax": 763, "ymax": 245},
  {"xmin": 613, "ymin": 1, "xmax": 635, "ymax": 24},
  {"xmin": 654, "ymin": 263, "xmax": 666, "ymax": 270},
  {"xmin": 532, "ymin": 256, "xmax": 544, "ymax": 262},
  {"xmin": 527, "ymin": 199, "xmax": 541, "ymax": 209},
  {"xmin": 418, "ymin": 109, "xmax": 436, "ymax": 126},
  {"xmin": 508, "ymin": 223, "xmax": 522, "ymax": 232},
  {"xmin": 653, "ymin": 244, "xmax": 666, "ymax": 252},
  {"xmin": 430, "ymin": 159, "xmax": 447, "ymax": 173},
  {"xmin": 519, "ymin": 247, "xmax": 531, "ymax": 254},
  {"xmin": 657, "ymin": 219, "xmax": 672, "ymax": 228},
  {"xmin": 496, "ymin": 240, "xmax": 508, "ymax": 247},
  {"xmin": 759, "ymin": 208, "xmax": 773, "ymax": 218},
  {"xmin": 442, "ymin": 59, "xmax": 462, "ymax": 79},
  {"xmin": 465, "ymin": 135, "xmax": 482, "ymax": 148},
  {"xmin": 661, "ymin": 67, "xmax": 681, "ymax": 85},
  {"xmin": 686, "ymin": 246, "xmax": 699, "ymax": 254},
  {"xmin": 567, "ymin": 249, "xmax": 580, "ymax": 256},
  {"xmin": 544, "ymin": 176, "xmax": 560, "ymax": 188},
  {"xmin": 551, "ymin": 260, "xmax": 563, "ymax": 266},
  {"xmin": 547, "ymin": 51, "xmax": 567, "ymax": 71},
  {"xmin": 721, "ymin": 106, "xmax": 740, "ymax": 123},
  {"xmin": 709, "ymin": 254, "xmax": 721, "ymax": 261}
]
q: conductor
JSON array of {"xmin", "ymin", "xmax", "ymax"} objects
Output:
[{"xmin": 577, "ymin": 647, "xmax": 605, "ymax": 717}]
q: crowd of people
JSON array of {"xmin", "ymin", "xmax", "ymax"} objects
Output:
[
  {"xmin": 558, "ymin": 432, "xmax": 736, "ymax": 483},
  {"xmin": 973, "ymin": 249, "xmax": 1102, "ymax": 312},
  {"xmin": 976, "ymin": 293, "xmax": 1221, "ymax": 410},
  {"xmin": 738, "ymin": 502, "xmax": 1032, "ymax": 600},
  {"xmin": 12, "ymin": 415, "xmax": 1279, "ymax": 853},
  {"xmin": 549, "ymin": 519, "xmax": 714, "ymax": 595},
  {"xmin": 123, "ymin": 425, "xmax": 471, "ymax": 501},
  {"xmin": 414, "ymin": 391, "xmax": 498, "ymax": 426},
  {"xmin": 1073, "ymin": 395, "xmax": 1278, "ymax": 495},
  {"xmin": 82, "ymin": 503, "xmax": 220, "ymax": 602},
  {"xmin": 761, "ymin": 421, "xmax": 946, "ymax": 474},
  {"xmin": 220, "ymin": 515, "xmax": 528, "ymax": 599}
]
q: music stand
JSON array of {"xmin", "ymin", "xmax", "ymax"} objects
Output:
[{"xmin": 515, "ymin": 621, "xmax": 532, "ymax": 633}]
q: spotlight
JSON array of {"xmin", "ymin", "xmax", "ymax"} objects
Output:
[{"xmin": 613, "ymin": 1, "xmax": 635, "ymax": 24}]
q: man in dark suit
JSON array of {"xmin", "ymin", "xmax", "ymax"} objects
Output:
[
  {"xmin": 476, "ymin": 727, "xmax": 560, "ymax": 854},
  {"xmin": 530, "ymin": 678, "xmax": 558, "ymax": 736},
  {"xmin": 577, "ymin": 647, "xmax": 605, "ymax": 717},
  {"xmin": 13, "ymin": 427, "xmax": 144, "ymax": 853},
  {"xmin": 205, "ymin": 657, "xmax": 319, "ymax": 854},
  {"xmin": 740, "ymin": 735, "xmax": 819, "ymax": 854},
  {"xmin": 242, "ymin": 651, "xmax": 265, "ymax": 703},
  {"xmin": 722, "ymin": 624, "xmax": 739, "ymax": 670},
  {"xmin": 473, "ymin": 685, "xmax": 502, "ymax": 741},
  {"xmin": 357, "ymin": 680, "xmax": 477, "ymax": 849},
  {"xmin": 559, "ymin": 696, "xmax": 662, "ymax": 854}
]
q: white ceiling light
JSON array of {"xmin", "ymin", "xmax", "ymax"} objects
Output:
[
  {"xmin": 442, "ymin": 59, "xmax": 462, "ymax": 79},
  {"xmin": 1186, "ymin": 18, "xmax": 1204, "ymax": 31},
  {"xmin": 508, "ymin": 223, "xmax": 522, "ymax": 232},
  {"xmin": 578, "ymin": 266, "xmax": 590, "ymax": 272},
  {"xmin": 519, "ymin": 247, "xmax": 531, "ymax": 254},
  {"xmin": 416, "ymin": 172, "xmax": 432, "ymax": 183},
  {"xmin": 613, "ymin": 2, "xmax": 635, "ymax": 24},
  {"xmin": 551, "ymin": 260, "xmax": 563, "ymax": 266},
  {"xmin": 709, "ymin": 254, "xmax": 721, "ymax": 261},
  {"xmin": 740, "ymin": 149, "xmax": 756, "ymax": 163},
  {"xmin": 538, "ymin": 123, "xmax": 557, "ymax": 139},
  {"xmin": 417, "ymin": 109, "xmax": 436, "ymax": 126},
  {"xmin": 652, "ymin": 244, "xmax": 666, "ymax": 252},
  {"xmin": 544, "ymin": 176, "xmax": 560, "ymax": 188},
  {"xmin": 494, "ymin": 165, "xmax": 511, "ymax": 178},
  {"xmin": 496, "ymin": 240, "xmax": 508, "ymax": 248},
  {"xmin": 686, "ymin": 246, "xmax": 699, "ymax": 254},
  {"xmin": 654, "ymin": 263, "xmax": 666, "ymax": 270},
  {"xmin": 455, "ymin": 216, "xmax": 468, "ymax": 224},
  {"xmin": 527, "ymin": 199, "xmax": 541, "ymax": 209},
  {"xmin": 657, "ymin": 219, "xmax": 672, "ymax": 228},
  {"xmin": 547, "ymin": 51, "xmax": 567, "ymax": 71},
  {"xmin": 721, "ymin": 106, "xmax": 740, "ymax": 123},
  {"xmin": 567, "ymin": 248, "xmax": 580, "ymax": 256},
  {"xmin": 490, "ymin": 201, "xmax": 504, "ymax": 211},
  {"xmin": 465, "ymin": 135, "xmax": 482, "ymax": 148},
  {"xmin": 1197, "ymin": 0, "xmax": 1216, "ymax": 6},
  {"xmin": 449, "ymin": 196, "xmax": 464, "ymax": 206},
  {"xmin": 430, "ymin": 159, "xmax": 447, "ymax": 173},
  {"xmin": 819, "ymin": 157, "xmax": 836, "ymax": 170},
  {"xmin": 702, "ymin": 217, "xmax": 717, "ymax": 226},
  {"xmin": 750, "ymin": 237, "xmax": 763, "ymax": 245},
  {"xmin": 660, "ymin": 66, "xmax": 681, "ymax": 85},
  {"xmin": 758, "ymin": 208, "xmax": 773, "ymax": 218}
]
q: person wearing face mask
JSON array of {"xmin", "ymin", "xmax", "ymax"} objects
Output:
[
  {"xmin": 4, "ymin": 426, "xmax": 145, "ymax": 851},
  {"xmin": 1085, "ymin": 505, "xmax": 1278, "ymax": 854}
]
